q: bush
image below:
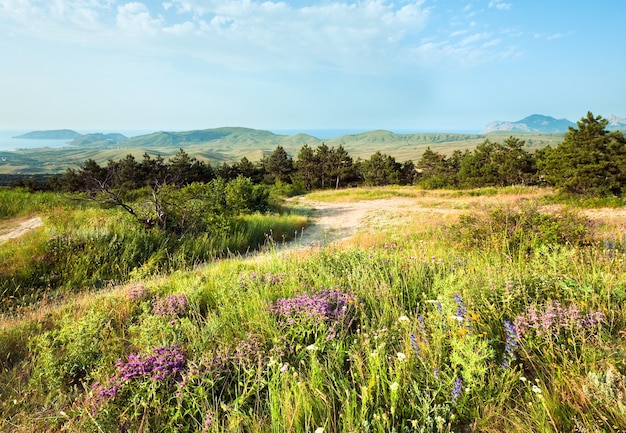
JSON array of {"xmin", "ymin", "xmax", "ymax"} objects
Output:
[{"xmin": 450, "ymin": 203, "xmax": 593, "ymax": 255}]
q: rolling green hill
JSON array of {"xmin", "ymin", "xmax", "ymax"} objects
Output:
[
  {"xmin": 12, "ymin": 129, "xmax": 82, "ymax": 140},
  {"xmin": 0, "ymin": 127, "xmax": 565, "ymax": 175}
]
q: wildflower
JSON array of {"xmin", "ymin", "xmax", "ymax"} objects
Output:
[
  {"xmin": 396, "ymin": 352, "xmax": 406, "ymax": 362},
  {"xmin": 454, "ymin": 294, "xmax": 468, "ymax": 323},
  {"xmin": 398, "ymin": 315, "xmax": 411, "ymax": 323},
  {"xmin": 270, "ymin": 289, "xmax": 356, "ymax": 328},
  {"xmin": 280, "ymin": 363, "xmax": 289, "ymax": 373},
  {"xmin": 306, "ymin": 344, "xmax": 319, "ymax": 352},
  {"xmin": 90, "ymin": 346, "xmax": 186, "ymax": 408},
  {"xmin": 501, "ymin": 320, "xmax": 519, "ymax": 369},
  {"xmin": 514, "ymin": 301, "xmax": 604, "ymax": 340},
  {"xmin": 390, "ymin": 381, "xmax": 400, "ymax": 392},
  {"xmin": 202, "ymin": 411, "xmax": 215, "ymax": 432},
  {"xmin": 451, "ymin": 377, "xmax": 463, "ymax": 401},
  {"xmin": 409, "ymin": 333, "xmax": 421, "ymax": 358},
  {"xmin": 152, "ymin": 294, "xmax": 188, "ymax": 317},
  {"xmin": 532, "ymin": 384, "xmax": 542, "ymax": 394},
  {"xmin": 127, "ymin": 285, "xmax": 148, "ymax": 301},
  {"xmin": 314, "ymin": 428, "xmax": 325, "ymax": 433}
]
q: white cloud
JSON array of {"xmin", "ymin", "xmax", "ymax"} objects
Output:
[
  {"xmin": 116, "ymin": 2, "xmax": 163, "ymax": 34},
  {"xmin": 0, "ymin": 0, "xmax": 529, "ymax": 73},
  {"xmin": 488, "ymin": 0, "xmax": 511, "ymax": 11}
]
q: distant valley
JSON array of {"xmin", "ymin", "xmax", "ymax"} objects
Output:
[{"xmin": 2, "ymin": 113, "xmax": 624, "ymax": 175}]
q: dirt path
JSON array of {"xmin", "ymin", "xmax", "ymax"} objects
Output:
[
  {"xmin": 286, "ymin": 193, "xmax": 626, "ymax": 251},
  {"xmin": 287, "ymin": 196, "xmax": 464, "ymax": 249},
  {"xmin": 0, "ymin": 216, "xmax": 43, "ymax": 244}
]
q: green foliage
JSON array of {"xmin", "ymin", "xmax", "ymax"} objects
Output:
[
  {"xmin": 2, "ymin": 185, "xmax": 626, "ymax": 431},
  {"xmin": 450, "ymin": 203, "xmax": 592, "ymax": 255},
  {"xmin": 539, "ymin": 112, "xmax": 626, "ymax": 196},
  {"xmin": 359, "ymin": 151, "xmax": 404, "ymax": 186},
  {"xmin": 457, "ymin": 137, "xmax": 536, "ymax": 188},
  {"xmin": 0, "ymin": 187, "xmax": 305, "ymax": 312}
]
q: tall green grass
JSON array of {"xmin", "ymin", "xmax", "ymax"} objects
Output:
[
  {"xmin": 1, "ymin": 190, "xmax": 308, "ymax": 314},
  {"xmin": 1, "ymin": 190, "xmax": 625, "ymax": 432},
  {"xmin": 0, "ymin": 188, "xmax": 82, "ymax": 219}
]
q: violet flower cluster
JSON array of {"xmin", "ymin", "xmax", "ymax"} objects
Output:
[
  {"xmin": 451, "ymin": 377, "xmax": 463, "ymax": 401},
  {"xmin": 513, "ymin": 300, "xmax": 604, "ymax": 339},
  {"xmin": 501, "ymin": 320, "xmax": 519, "ymax": 369},
  {"xmin": 152, "ymin": 294, "xmax": 188, "ymax": 317},
  {"xmin": 453, "ymin": 294, "xmax": 472, "ymax": 331},
  {"xmin": 270, "ymin": 289, "xmax": 356, "ymax": 328},
  {"xmin": 91, "ymin": 346, "xmax": 186, "ymax": 407},
  {"xmin": 127, "ymin": 284, "xmax": 149, "ymax": 301}
]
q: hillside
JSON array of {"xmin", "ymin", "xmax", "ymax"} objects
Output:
[
  {"xmin": 0, "ymin": 128, "xmax": 565, "ymax": 175},
  {"xmin": 12, "ymin": 129, "xmax": 82, "ymax": 140},
  {"xmin": 69, "ymin": 133, "xmax": 127, "ymax": 146}
]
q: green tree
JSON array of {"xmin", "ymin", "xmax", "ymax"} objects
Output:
[
  {"xmin": 168, "ymin": 149, "xmax": 213, "ymax": 186},
  {"xmin": 329, "ymin": 145, "xmax": 355, "ymax": 188},
  {"xmin": 359, "ymin": 151, "xmax": 401, "ymax": 186},
  {"xmin": 540, "ymin": 112, "xmax": 626, "ymax": 196},
  {"xmin": 458, "ymin": 140, "xmax": 501, "ymax": 188},
  {"xmin": 265, "ymin": 146, "xmax": 294, "ymax": 183},
  {"xmin": 295, "ymin": 144, "xmax": 319, "ymax": 190},
  {"xmin": 315, "ymin": 143, "xmax": 332, "ymax": 188},
  {"xmin": 416, "ymin": 147, "xmax": 458, "ymax": 188}
]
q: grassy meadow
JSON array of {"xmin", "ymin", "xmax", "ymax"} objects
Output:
[{"xmin": 1, "ymin": 186, "xmax": 626, "ymax": 432}]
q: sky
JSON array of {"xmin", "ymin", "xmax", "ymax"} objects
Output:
[{"xmin": 0, "ymin": 0, "xmax": 624, "ymax": 133}]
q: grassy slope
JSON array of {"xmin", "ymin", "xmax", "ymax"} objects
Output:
[
  {"xmin": 1, "ymin": 186, "xmax": 625, "ymax": 432},
  {"xmin": 0, "ymin": 129, "xmax": 565, "ymax": 174}
]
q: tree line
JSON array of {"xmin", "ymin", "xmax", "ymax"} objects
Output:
[{"xmin": 9, "ymin": 112, "xmax": 626, "ymax": 197}]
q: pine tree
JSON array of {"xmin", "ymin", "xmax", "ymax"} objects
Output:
[{"xmin": 540, "ymin": 112, "xmax": 626, "ymax": 196}]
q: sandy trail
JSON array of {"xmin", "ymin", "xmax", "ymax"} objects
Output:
[
  {"xmin": 287, "ymin": 193, "xmax": 626, "ymax": 250},
  {"xmin": 288, "ymin": 196, "xmax": 462, "ymax": 249},
  {"xmin": 0, "ymin": 216, "xmax": 43, "ymax": 244}
]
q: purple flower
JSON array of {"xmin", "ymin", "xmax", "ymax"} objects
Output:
[
  {"xmin": 152, "ymin": 294, "xmax": 188, "ymax": 317},
  {"xmin": 127, "ymin": 285, "xmax": 148, "ymax": 301},
  {"xmin": 514, "ymin": 301, "xmax": 604, "ymax": 340},
  {"xmin": 270, "ymin": 289, "xmax": 356, "ymax": 328},
  {"xmin": 90, "ymin": 346, "xmax": 187, "ymax": 409},
  {"xmin": 454, "ymin": 294, "xmax": 467, "ymax": 321},
  {"xmin": 501, "ymin": 320, "xmax": 519, "ymax": 369},
  {"xmin": 451, "ymin": 377, "xmax": 463, "ymax": 401},
  {"xmin": 202, "ymin": 411, "xmax": 215, "ymax": 432},
  {"xmin": 409, "ymin": 333, "xmax": 421, "ymax": 358}
]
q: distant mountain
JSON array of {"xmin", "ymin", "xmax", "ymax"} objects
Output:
[
  {"xmin": 606, "ymin": 115, "xmax": 626, "ymax": 130},
  {"xmin": 13, "ymin": 129, "xmax": 82, "ymax": 140},
  {"xmin": 69, "ymin": 133, "xmax": 128, "ymax": 146},
  {"xmin": 483, "ymin": 115, "xmax": 576, "ymax": 133}
]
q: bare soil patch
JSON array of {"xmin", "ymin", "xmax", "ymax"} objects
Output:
[
  {"xmin": 0, "ymin": 216, "xmax": 43, "ymax": 244},
  {"xmin": 288, "ymin": 191, "xmax": 626, "ymax": 250}
]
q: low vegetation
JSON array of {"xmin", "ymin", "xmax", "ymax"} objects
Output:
[{"xmin": 1, "ymin": 184, "xmax": 626, "ymax": 432}]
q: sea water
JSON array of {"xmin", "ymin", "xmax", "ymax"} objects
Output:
[{"xmin": 0, "ymin": 131, "xmax": 74, "ymax": 152}]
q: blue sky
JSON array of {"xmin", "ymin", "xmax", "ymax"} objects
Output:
[{"xmin": 0, "ymin": 0, "xmax": 624, "ymax": 133}]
